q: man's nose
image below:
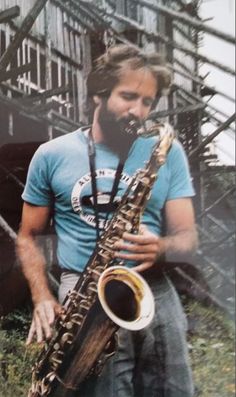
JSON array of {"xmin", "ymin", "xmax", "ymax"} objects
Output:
[{"xmin": 128, "ymin": 100, "xmax": 145, "ymax": 120}]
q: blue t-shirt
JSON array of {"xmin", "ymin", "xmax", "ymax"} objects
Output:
[{"xmin": 22, "ymin": 128, "xmax": 195, "ymax": 272}]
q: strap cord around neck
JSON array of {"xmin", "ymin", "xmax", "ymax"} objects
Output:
[{"xmin": 88, "ymin": 131, "xmax": 124, "ymax": 240}]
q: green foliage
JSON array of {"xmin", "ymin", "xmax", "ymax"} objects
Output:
[
  {"xmin": 185, "ymin": 300, "xmax": 235, "ymax": 397},
  {"xmin": 0, "ymin": 308, "xmax": 39, "ymax": 397},
  {"xmin": 0, "ymin": 302, "xmax": 235, "ymax": 397}
]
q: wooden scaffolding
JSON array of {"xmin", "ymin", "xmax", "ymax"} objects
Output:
[{"xmin": 0, "ymin": 0, "xmax": 235, "ymax": 315}]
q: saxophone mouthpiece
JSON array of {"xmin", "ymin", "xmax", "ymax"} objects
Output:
[
  {"xmin": 136, "ymin": 119, "xmax": 163, "ymax": 137},
  {"xmin": 137, "ymin": 120, "xmax": 175, "ymax": 141}
]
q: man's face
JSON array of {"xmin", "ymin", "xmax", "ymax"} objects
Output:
[{"xmin": 97, "ymin": 68, "xmax": 158, "ymax": 157}]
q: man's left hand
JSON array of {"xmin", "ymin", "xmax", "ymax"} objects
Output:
[{"xmin": 114, "ymin": 224, "xmax": 165, "ymax": 273}]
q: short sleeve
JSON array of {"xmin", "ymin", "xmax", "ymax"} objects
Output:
[
  {"xmin": 22, "ymin": 145, "xmax": 53, "ymax": 206},
  {"xmin": 167, "ymin": 141, "xmax": 195, "ymax": 200}
]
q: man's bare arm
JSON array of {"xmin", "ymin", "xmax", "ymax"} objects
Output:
[
  {"xmin": 16, "ymin": 202, "xmax": 61, "ymax": 344},
  {"xmin": 114, "ymin": 198, "xmax": 198, "ymax": 272},
  {"xmin": 161, "ymin": 197, "xmax": 198, "ymax": 261}
]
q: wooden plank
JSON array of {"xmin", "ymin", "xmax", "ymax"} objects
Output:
[
  {"xmin": 63, "ymin": 21, "xmax": 81, "ymax": 37},
  {"xmin": 0, "ymin": 90, "xmax": 76, "ymax": 134},
  {"xmin": 25, "ymin": 100, "xmax": 60, "ymax": 114},
  {"xmin": 150, "ymin": 102, "xmax": 206, "ymax": 119},
  {"xmin": 132, "ymin": 0, "xmax": 236, "ymax": 45},
  {"xmin": 0, "ymin": 62, "xmax": 32, "ymax": 82},
  {"xmin": 0, "ymin": 214, "xmax": 17, "ymax": 241},
  {"xmin": 108, "ymin": 10, "xmax": 236, "ymax": 76},
  {"xmin": 21, "ymin": 84, "xmax": 71, "ymax": 104},
  {"xmin": 0, "ymin": 6, "xmax": 20, "ymax": 24},
  {"xmin": 0, "ymin": 0, "xmax": 48, "ymax": 73},
  {"xmin": 189, "ymin": 113, "xmax": 236, "ymax": 159}
]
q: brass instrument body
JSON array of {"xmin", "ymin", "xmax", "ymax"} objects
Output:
[{"xmin": 29, "ymin": 123, "xmax": 174, "ymax": 397}]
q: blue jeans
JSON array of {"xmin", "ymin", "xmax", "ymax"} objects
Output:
[{"xmin": 59, "ymin": 271, "xmax": 194, "ymax": 397}]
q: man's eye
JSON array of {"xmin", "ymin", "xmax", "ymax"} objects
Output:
[
  {"xmin": 143, "ymin": 98, "xmax": 154, "ymax": 107},
  {"xmin": 121, "ymin": 93, "xmax": 136, "ymax": 101}
]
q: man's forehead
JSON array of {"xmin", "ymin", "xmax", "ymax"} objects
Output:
[{"xmin": 114, "ymin": 68, "xmax": 158, "ymax": 96}]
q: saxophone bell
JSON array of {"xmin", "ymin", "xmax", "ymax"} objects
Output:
[{"xmin": 97, "ymin": 266, "xmax": 155, "ymax": 331}]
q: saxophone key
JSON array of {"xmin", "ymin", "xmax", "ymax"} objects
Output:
[
  {"xmin": 71, "ymin": 313, "xmax": 84, "ymax": 325},
  {"xmin": 60, "ymin": 332, "xmax": 74, "ymax": 347},
  {"xmin": 53, "ymin": 342, "xmax": 61, "ymax": 351},
  {"xmin": 44, "ymin": 371, "xmax": 56, "ymax": 385},
  {"xmin": 49, "ymin": 350, "xmax": 64, "ymax": 365},
  {"xmin": 112, "ymin": 221, "xmax": 126, "ymax": 232},
  {"xmin": 65, "ymin": 321, "xmax": 74, "ymax": 330},
  {"xmin": 125, "ymin": 221, "xmax": 133, "ymax": 232},
  {"xmin": 79, "ymin": 299, "xmax": 91, "ymax": 311},
  {"xmin": 91, "ymin": 268, "xmax": 103, "ymax": 280},
  {"xmin": 39, "ymin": 372, "xmax": 55, "ymax": 395},
  {"xmin": 98, "ymin": 249, "xmax": 114, "ymax": 260},
  {"xmin": 77, "ymin": 292, "xmax": 87, "ymax": 300},
  {"xmin": 87, "ymin": 281, "xmax": 97, "ymax": 294},
  {"xmin": 98, "ymin": 243, "xmax": 114, "ymax": 254}
]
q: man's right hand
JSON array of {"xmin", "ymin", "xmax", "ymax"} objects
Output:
[{"xmin": 26, "ymin": 298, "xmax": 63, "ymax": 345}]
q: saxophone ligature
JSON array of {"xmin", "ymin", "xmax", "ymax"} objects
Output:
[{"xmin": 28, "ymin": 121, "xmax": 174, "ymax": 397}]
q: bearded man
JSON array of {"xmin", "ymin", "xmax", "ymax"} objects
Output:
[{"xmin": 17, "ymin": 44, "xmax": 197, "ymax": 397}]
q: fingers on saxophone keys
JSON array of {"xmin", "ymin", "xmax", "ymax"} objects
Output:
[
  {"xmin": 115, "ymin": 252, "xmax": 153, "ymax": 261},
  {"xmin": 119, "ymin": 231, "xmax": 154, "ymax": 245},
  {"xmin": 114, "ymin": 240, "xmax": 153, "ymax": 253},
  {"xmin": 133, "ymin": 261, "xmax": 153, "ymax": 273}
]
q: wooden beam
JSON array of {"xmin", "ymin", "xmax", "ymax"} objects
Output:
[
  {"xmin": 0, "ymin": 6, "xmax": 20, "ymax": 24},
  {"xmin": 0, "ymin": 90, "xmax": 77, "ymax": 134},
  {"xmin": 0, "ymin": 164, "xmax": 25, "ymax": 189},
  {"xmin": 21, "ymin": 84, "xmax": 71, "ymax": 104},
  {"xmin": 189, "ymin": 113, "xmax": 236, "ymax": 159},
  {"xmin": 0, "ymin": 62, "xmax": 32, "ymax": 82},
  {"xmin": 108, "ymin": 11, "xmax": 236, "ymax": 76},
  {"xmin": 25, "ymin": 100, "xmax": 60, "ymax": 114},
  {"xmin": 0, "ymin": 214, "xmax": 17, "ymax": 241},
  {"xmin": 150, "ymin": 102, "xmax": 206, "ymax": 119},
  {"xmin": 0, "ymin": 0, "xmax": 48, "ymax": 73},
  {"xmin": 132, "ymin": 0, "xmax": 236, "ymax": 45},
  {"xmin": 196, "ymin": 186, "xmax": 236, "ymax": 220}
]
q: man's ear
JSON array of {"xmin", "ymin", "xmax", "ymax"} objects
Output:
[{"xmin": 93, "ymin": 95, "xmax": 102, "ymax": 106}]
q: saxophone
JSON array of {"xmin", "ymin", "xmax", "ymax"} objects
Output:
[{"xmin": 28, "ymin": 121, "xmax": 174, "ymax": 397}]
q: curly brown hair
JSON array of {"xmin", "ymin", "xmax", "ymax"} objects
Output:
[{"xmin": 87, "ymin": 44, "xmax": 172, "ymax": 99}]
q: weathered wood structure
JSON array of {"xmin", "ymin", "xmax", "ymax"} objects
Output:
[{"xmin": 0, "ymin": 0, "xmax": 235, "ymax": 316}]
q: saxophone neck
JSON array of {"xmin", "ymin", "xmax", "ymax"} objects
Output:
[
  {"xmin": 156, "ymin": 122, "xmax": 175, "ymax": 164},
  {"xmin": 139, "ymin": 122, "xmax": 175, "ymax": 180}
]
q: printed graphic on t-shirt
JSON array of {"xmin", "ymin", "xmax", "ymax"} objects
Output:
[{"xmin": 71, "ymin": 168, "xmax": 133, "ymax": 228}]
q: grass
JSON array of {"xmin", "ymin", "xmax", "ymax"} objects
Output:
[
  {"xmin": 0, "ymin": 300, "xmax": 235, "ymax": 397},
  {"xmin": 0, "ymin": 307, "xmax": 39, "ymax": 397},
  {"xmin": 185, "ymin": 299, "xmax": 235, "ymax": 397}
]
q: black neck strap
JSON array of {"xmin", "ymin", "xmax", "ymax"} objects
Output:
[{"xmin": 88, "ymin": 130, "xmax": 124, "ymax": 240}]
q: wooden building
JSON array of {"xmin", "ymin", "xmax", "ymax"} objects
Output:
[{"xmin": 0, "ymin": 0, "xmax": 235, "ymax": 315}]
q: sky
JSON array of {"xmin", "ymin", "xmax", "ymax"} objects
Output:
[{"xmin": 199, "ymin": 0, "xmax": 235, "ymax": 165}]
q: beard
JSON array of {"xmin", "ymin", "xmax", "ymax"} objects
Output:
[{"xmin": 98, "ymin": 100, "xmax": 141, "ymax": 160}]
